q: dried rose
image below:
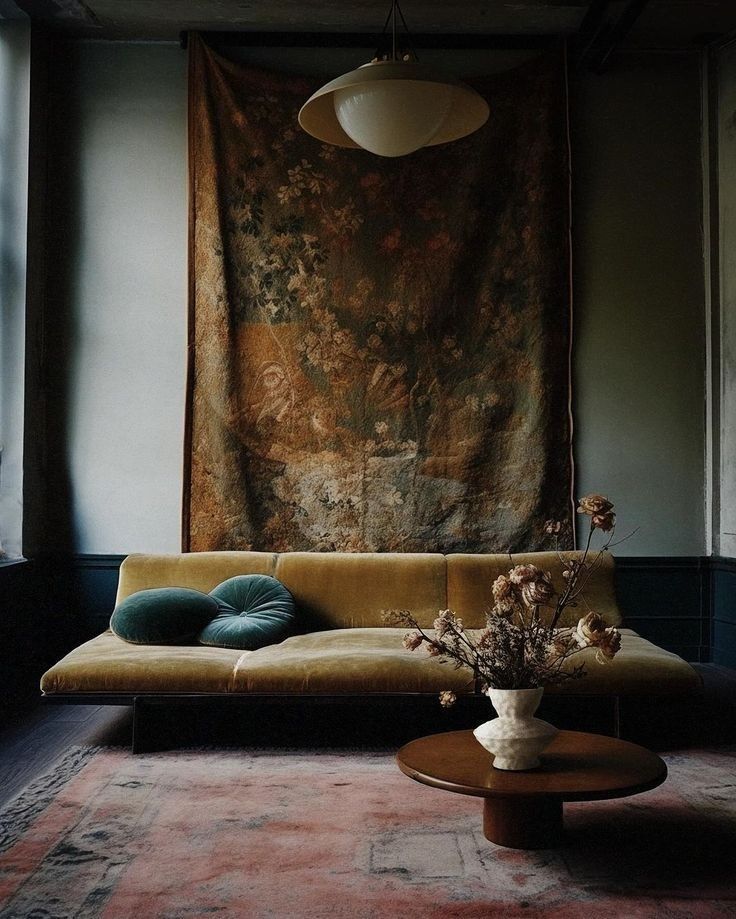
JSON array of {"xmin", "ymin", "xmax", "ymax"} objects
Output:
[
  {"xmin": 575, "ymin": 611, "xmax": 607, "ymax": 647},
  {"xmin": 591, "ymin": 511, "xmax": 616, "ymax": 532},
  {"xmin": 492, "ymin": 574, "xmax": 513, "ymax": 601},
  {"xmin": 595, "ymin": 627, "xmax": 622, "ymax": 663},
  {"xmin": 544, "ymin": 519, "xmax": 562, "ymax": 536},
  {"xmin": 439, "ymin": 690, "xmax": 457, "ymax": 708},
  {"xmin": 520, "ymin": 571, "xmax": 555, "ymax": 607},
  {"xmin": 434, "ymin": 611, "xmax": 452, "ymax": 637},
  {"xmin": 577, "ymin": 494, "xmax": 614, "ymax": 516},
  {"xmin": 403, "ymin": 631, "xmax": 423, "ymax": 651},
  {"xmin": 426, "ymin": 641, "xmax": 442, "ymax": 657},
  {"xmin": 509, "ymin": 564, "xmax": 542, "ymax": 584}
]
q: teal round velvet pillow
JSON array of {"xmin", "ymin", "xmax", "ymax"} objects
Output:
[
  {"xmin": 198, "ymin": 575, "xmax": 297, "ymax": 650},
  {"xmin": 110, "ymin": 587, "xmax": 219, "ymax": 645}
]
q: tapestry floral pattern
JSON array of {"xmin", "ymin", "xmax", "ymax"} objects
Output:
[{"xmin": 185, "ymin": 37, "xmax": 573, "ymax": 552}]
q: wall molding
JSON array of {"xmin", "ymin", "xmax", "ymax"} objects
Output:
[
  {"xmin": 65, "ymin": 554, "xmax": 127, "ymax": 569},
  {"xmin": 710, "ymin": 555, "xmax": 736, "ymax": 572},
  {"xmin": 615, "ymin": 556, "xmax": 704, "ymax": 569}
]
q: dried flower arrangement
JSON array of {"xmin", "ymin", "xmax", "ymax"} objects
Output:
[{"xmin": 384, "ymin": 495, "xmax": 625, "ymax": 705}]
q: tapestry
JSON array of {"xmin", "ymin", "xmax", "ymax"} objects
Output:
[{"xmin": 185, "ymin": 36, "xmax": 573, "ymax": 552}]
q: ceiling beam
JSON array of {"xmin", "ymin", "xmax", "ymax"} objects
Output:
[
  {"xmin": 592, "ymin": 0, "xmax": 649, "ymax": 69},
  {"xmin": 571, "ymin": 0, "xmax": 610, "ymax": 68},
  {"xmin": 14, "ymin": 0, "xmax": 99, "ymax": 25},
  {"xmin": 184, "ymin": 30, "xmax": 560, "ymax": 51},
  {"xmin": 574, "ymin": 0, "xmax": 651, "ymax": 72}
]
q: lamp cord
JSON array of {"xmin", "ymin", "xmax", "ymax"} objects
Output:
[
  {"xmin": 379, "ymin": 0, "xmax": 418, "ymax": 62},
  {"xmin": 396, "ymin": 3, "xmax": 417, "ymax": 59}
]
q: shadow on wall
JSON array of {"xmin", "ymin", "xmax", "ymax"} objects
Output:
[{"xmin": 27, "ymin": 37, "xmax": 81, "ymax": 555}]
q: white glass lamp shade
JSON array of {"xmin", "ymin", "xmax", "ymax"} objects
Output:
[
  {"xmin": 299, "ymin": 60, "xmax": 489, "ymax": 158},
  {"xmin": 334, "ymin": 80, "xmax": 453, "ymax": 157}
]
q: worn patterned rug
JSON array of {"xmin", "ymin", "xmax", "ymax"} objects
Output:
[{"xmin": 0, "ymin": 746, "xmax": 734, "ymax": 918}]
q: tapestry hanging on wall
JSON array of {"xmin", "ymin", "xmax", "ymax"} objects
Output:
[{"xmin": 184, "ymin": 35, "xmax": 573, "ymax": 553}]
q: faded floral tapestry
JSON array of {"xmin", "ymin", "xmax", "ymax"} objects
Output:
[{"xmin": 185, "ymin": 36, "xmax": 573, "ymax": 553}]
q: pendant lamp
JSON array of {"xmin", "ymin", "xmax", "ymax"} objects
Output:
[{"xmin": 298, "ymin": 1, "xmax": 489, "ymax": 158}]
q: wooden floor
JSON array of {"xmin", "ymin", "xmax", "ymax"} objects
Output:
[
  {"xmin": 0, "ymin": 663, "xmax": 734, "ymax": 811},
  {"xmin": 0, "ymin": 704, "xmax": 131, "ymax": 810}
]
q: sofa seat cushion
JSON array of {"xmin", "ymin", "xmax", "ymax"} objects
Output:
[
  {"xmin": 40, "ymin": 631, "xmax": 246, "ymax": 695},
  {"xmin": 235, "ymin": 628, "xmax": 700, "ymax": 697},
  {"xmin": 40, "ymin": 628, "xmax": 701, "ymax": 699},
  {"xmin": 232, "ymin": 628, "xmax": 476, "ymax": 695},
  {"xmin": 544, "ymin": 629, "xmax": 701, "ymax": 696}
]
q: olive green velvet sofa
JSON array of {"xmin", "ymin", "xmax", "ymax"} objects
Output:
[{"xmin": 41, "ymin": 551, "xmax": 700, "ymax": 714}]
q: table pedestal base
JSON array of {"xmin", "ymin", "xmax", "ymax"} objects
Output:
[{"xmin": 483, "ymin": 797, "xmax": 563, "ymax": 849}]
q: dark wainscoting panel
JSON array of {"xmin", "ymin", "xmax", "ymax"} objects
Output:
[
  {"xmin": 614, "ymin": 557, "xmax": 710, "ymax": 662},
  {"xmin": 0, "ymin": 554, "xmax": 114, "ymax": 713},
  {"xmin": 46, "ymin": 554, "xmax": 127, "ymax": 651},
  {"xmin": 712, "ymin": 557, "xmax": 736, "ymax": 669},
  {"xmin": 616, "ymin": 556, "xmax": 711, "ymax": 662}
]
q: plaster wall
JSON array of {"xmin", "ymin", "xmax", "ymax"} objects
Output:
[
  {"xmin": 572, "ymin": 54, "xmax": 705, "ymax": 555},
  {"xmin": 35, "ymin": 41, "xmax": 188, "ymax": 554},
  {"xmin": 712, "ymin": 40, "xmax": 736, "ymax": 666}
]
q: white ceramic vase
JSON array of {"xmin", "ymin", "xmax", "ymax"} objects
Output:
[{"xmin": 473, "ymin": 687, "xmax": 558, "ymax": 771}]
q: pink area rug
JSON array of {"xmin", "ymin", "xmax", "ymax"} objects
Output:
[{"xmin": 0, "ymin": 745, "xmax": 735, "ymax": 918}]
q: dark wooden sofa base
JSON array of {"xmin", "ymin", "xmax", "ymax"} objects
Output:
[{"xmin": 42, "ymin": 692, "xmax": 624, "ymax": 753}]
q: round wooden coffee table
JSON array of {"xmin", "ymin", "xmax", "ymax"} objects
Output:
[{"xmin": 397, "ymin": 729, "xmax": 667, "ymax": 849}]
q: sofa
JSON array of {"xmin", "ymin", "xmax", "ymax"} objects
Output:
[{"xmin": 41, "ymin": 551, "xmax": 701, "ymax": 741}]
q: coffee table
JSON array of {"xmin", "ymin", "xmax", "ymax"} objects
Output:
[{"xmin": 397, "ymin": 729, "xmax": 667, "ymax": 849}]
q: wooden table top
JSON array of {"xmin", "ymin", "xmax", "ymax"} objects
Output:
[{"xmin": 397, "ymin": 730, "xmax": 667, "ymax": 802}]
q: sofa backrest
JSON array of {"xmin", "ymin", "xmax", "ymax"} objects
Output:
[
  {"xmin": 116, "ymin": 550, "xmax": 622, "ymax": 630},
  {"xmin": 274, "ymin": 552, "xmax": 446, "ymax": 629},
  {"xmin": 446, "ymin": 551, "xmax": 622, "ymax": 628},
  {"xmin": 117, "ymin": 552, "xmax": 277, "ymax": 603}
]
